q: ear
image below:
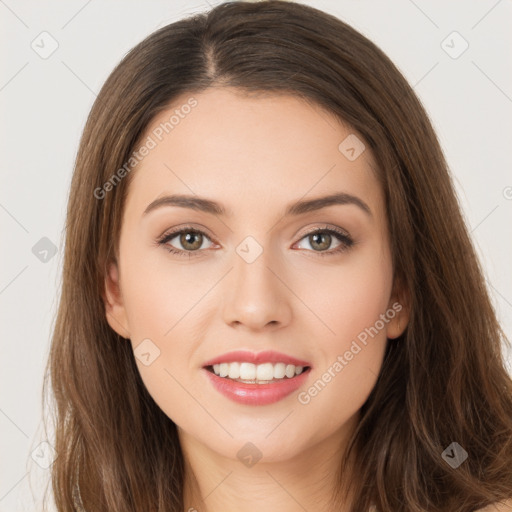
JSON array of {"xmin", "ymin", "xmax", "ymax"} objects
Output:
[
  {"xmin": 386, "ymin": 276, "xmax": 410, "ymax": 340},
  {"xmin": 103, "ymin": 261, "xmax": 130, "ymax": 339}
]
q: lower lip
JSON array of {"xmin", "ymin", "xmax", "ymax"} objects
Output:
[{"xmin": 203, "ymin": 367, "xmax": 311, "ymax": 406}]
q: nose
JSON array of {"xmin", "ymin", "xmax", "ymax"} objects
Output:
[{"xmin": 221, "ymin": 241, "xmax": 292, "ymax": 331}]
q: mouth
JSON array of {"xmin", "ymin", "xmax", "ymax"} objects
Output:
[
  {"xmin": 204, "ymin": 363, "xmax": 312, "ymax": 384},
  {"xmin": 201, "ymin": 350, "xmax": 313, "ymax": 405},
  {"xmin": 202, "ymin": 362, "xmax": 312, "ymax": 405}
]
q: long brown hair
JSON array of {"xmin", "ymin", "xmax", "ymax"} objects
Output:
[{"xmin": 42, "ymin": 1, "xmax": 512, "ymax": 510}]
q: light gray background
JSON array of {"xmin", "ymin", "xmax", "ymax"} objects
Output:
[{"xmin": 1, "ymin": 1, "xmax": 511, "ymax": 510}]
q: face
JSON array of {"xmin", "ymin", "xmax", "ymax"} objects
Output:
[{"xmin": 104, "ymin": 86, "xmax": 408, "ymax": 463}]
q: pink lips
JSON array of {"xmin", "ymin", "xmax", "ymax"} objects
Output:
[
  {"xmin": 203, "ymin": 368, "xmax": 311, "ymax": 406},
  {"xmin": 202, "ymin": 350, "xmax": 311, "ymax": 368},
  {"xmin": 202, "ymin": 350, "xmax": 312, "ymax": 406}
]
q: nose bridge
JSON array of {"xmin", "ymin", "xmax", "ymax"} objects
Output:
[{"xmin": 221, "ymin": 233, "xmax": 291, "ymax": 329}]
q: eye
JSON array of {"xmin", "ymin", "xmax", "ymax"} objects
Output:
[
  {"xmin": 294, "ymin": 226, "xmax": 354, "ymax": 257},
  {"xmin": 156, "ymin": 226, "xmax": 215, "ymax": 258}
]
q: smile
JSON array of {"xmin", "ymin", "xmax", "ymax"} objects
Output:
[
  {"xmin": 203, "ymin": 364, "xmax": 312, "ymax": 405},
  {"xmin": 207, "ymin": 362, "xmax": 308, "ymax": 383}
]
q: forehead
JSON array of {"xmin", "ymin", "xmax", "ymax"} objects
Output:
[{"xmin": 125, "ymin": 86, "xmax": 382, "ymax": 218}]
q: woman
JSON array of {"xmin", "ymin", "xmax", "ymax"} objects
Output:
[{"xmin": 43, "ymin": 1, "xmax": 512, "ymax": 511}]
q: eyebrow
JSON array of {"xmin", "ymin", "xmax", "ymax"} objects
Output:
[{"xmin": 143, "ymin": 192, "xmax": 372, "ymax": 218}]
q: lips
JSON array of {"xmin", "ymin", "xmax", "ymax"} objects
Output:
[
  {"xmin": 201, "ymin": 350, "xmax": 312, "ymax": 406},
  {"xmin": 203, "ymin": 367, "xmax": 311, "ymax": 405},
  {"xmin": 202, "ymin": 349, "xmax": 312, "ymax": 368}
]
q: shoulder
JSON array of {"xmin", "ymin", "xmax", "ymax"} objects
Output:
[{"xmin": 476, "ymin": 499, "xmax": 512, "ymax": 512}]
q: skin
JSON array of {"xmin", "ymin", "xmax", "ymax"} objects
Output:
[{"xmin": 104, "ymin": 86, "xmax": 410, "ymax": 512}]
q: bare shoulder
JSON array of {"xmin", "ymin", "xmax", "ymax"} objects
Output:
[{"xmin": 477, "ymin": 499, "xmax": 512, "ymax": 512}]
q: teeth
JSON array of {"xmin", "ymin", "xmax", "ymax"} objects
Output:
[
  {"xmin": 256, "ymin": 363, "xmax": 274, "ymax": 380},
  {"xmin": 211, "ymin": 362, "xmax": 306, "ymax": 381},
  {"xmin": 228, "ymin": 362, "xmax": 240, "ymax": 379},
  {"xmin": 219, "ymin": 363, "xmax": 229, "ymax": 377},
  {"xmin": 273, "ymin": 362, "xmax": 286, "ymax": 379},
  {"xmin": 240, "ymin": 362, "xmax": 256, "ymax": 380}
]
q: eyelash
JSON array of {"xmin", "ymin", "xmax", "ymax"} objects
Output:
[{"xmin": 156, "ymin": 224, "xmax": 354, "ymax": 259}]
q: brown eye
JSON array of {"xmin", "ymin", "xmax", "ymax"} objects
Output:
[
  {"xmin": 177, "ymin": 231, "xmax": 204, "ymax": 251},
  {"xmin": 309, "ymin": 232, "xmax": 332, "ymax": 251},
  {"xmin": 157, "ymin": 227, "xmax": 214, "ymax": 257},
  {"xmin": 295, "ymin": 227, "xmax": 354, "ymax": 256}
]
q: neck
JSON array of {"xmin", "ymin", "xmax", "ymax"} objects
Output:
[{"xmin": 179, "ymin": 413, "xmax": 359, "ymax": 512}]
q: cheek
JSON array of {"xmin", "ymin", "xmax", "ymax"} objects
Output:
[
  {"xmin": 117, "ymin": 241, "xmax": 212, "ymax": 426},
  {"xmin": 292, "ymin": 244, "xmax": 393, "ymax": 418},
  {"xmin": 295, "ymin": 239, "xmax": 393, "ymax": 351},
  {"xmin": 120, "ymin": 239, "xmax": 202, "ymax": 342}
]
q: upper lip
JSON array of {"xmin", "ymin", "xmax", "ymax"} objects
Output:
[{"xmin": 202, "ymin": 350, "xmax": 311, "ymax": 368}]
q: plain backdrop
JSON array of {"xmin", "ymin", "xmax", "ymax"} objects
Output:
[{"xmin": 1, "ymin": 1, "xmax": 511, "ymax": 510}]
